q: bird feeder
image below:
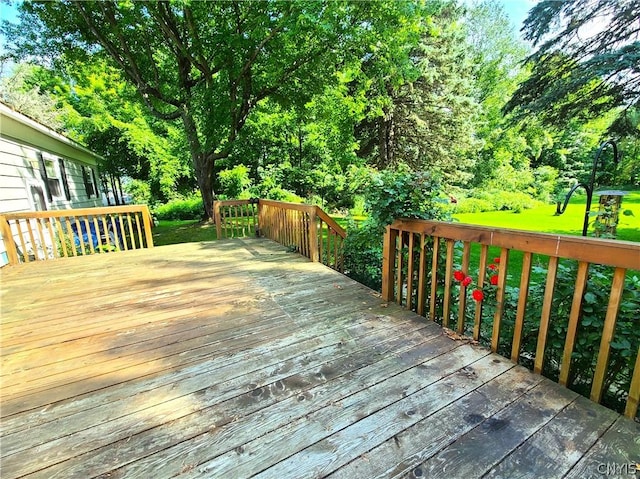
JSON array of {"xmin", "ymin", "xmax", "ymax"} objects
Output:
[{"xmin": 593, "ymin": 190, "xmax": 628, "ymax": 237}]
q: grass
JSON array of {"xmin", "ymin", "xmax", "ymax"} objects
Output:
[
  {"xmin": 453, "ymin": 190, "xmax": 640, "ymax": 243},
  {"xmin": 152, "ymin": 220, "xmax": 218, "ymax": 246},
  {"xmin": 451, "ymin": 189, "xmax": 640, "ymax": 286}
]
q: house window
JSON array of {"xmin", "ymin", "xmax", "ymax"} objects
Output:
[
  {"xmin": 82, "ymin": 166, "xmax": 96, "ymax": 198},
  {"xmin": 58, "ymin": 159, "xmax": 71, "ymax": 201},
  {"xmin": 37, "ymin": 153, "xmax": 62, "ymax": 202}
]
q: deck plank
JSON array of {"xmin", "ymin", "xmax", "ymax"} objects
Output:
[{"xmin": 1, "ymin": 238, "xmax": 637, "ymax": 479}]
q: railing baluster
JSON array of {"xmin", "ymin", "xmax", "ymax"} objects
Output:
[
  {"xmin": 429, "ymin": 237, "xmax": 440, "ymax": 322},
  {"xmin": 442, "ymin": 239, "xmax": 455, "ymax": 327},
  {"xmin": 26, "ymin": 218, "xmax": 38, "ymax": 260},
  {"xmin": 511, "ymin": 252, "xmax": 533, "ymax": 362},
  {"xmin": 125, "ymin": 213, "xmax": 135, "ymax": 250},
  {"xmin": 92, "ymin": 216, "xmax": 103, "ymax": 251},
  {"xmin": 533, "ymin": 255, "xmax": 559, "ymax": 373},
  {"xmin": 55, "ymin": 217, "xmax": 68, "ymax": 257},
  {"xmin": 15, "ymin": 220, "xmax": 29, "ymax": 262},
  {"xmin": 65, "ymin": 217, "xmax": 77, "ymax": 256},
  {"xmin": 134, "ymin": 213, "xmax": 144, "ymax": 249},
  {"xmin": 559, "ymin": 261, "xmax": 590, "ymax": 385},
  {"xmin": 381, "ymin": 225, "xmax": 398, "ymax": 302},
  {"xmin": 491, "ymin": 248, "xmax": 510, "ymax": 352},
  {"xmin": 34, "ymin": 218, "xmax": 47, "ymax": 260},
  {"xmin": 416, "ymin": 235, "xmax": 427, "ymax": 316},
  {"xmin": 473, "ymin": 244, "xmax": 488, "ymax": 341},
  {"xmin": 406, "ymin": 233, "xmax": 415, "ymax": 310},
  {"xmin": 396, "ymin": 231, "xmax": 404, "ymax": 305},
  {"xmin": 458, "ymin": 241, "xmax": 471, "ymax": 334},
  {"xmin": 46, "ymin": 218, "xmax": 58, "ymax": 259},
  {"xmin": 83, "ymin": 216, "xmax": 96, "ymax": 254},
  {"xmin": 591, "ymin": 267, "xmax": 627, "ymax": 403},
  {"xmin": 625, "ymin": 347, "xmax": 640, "ymax": 418}
]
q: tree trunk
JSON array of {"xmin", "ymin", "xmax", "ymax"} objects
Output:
[
  {"xmin": 194, "ymin": 154, "xmax": 215, "ymax": 221},
  {"xmin": 181, "ymin": 106, "xmax": 216, "ymax": 221}
]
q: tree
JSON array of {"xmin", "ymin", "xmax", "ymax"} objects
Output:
[
  {"xmin": 12, "ymin": 61, "xmax": 193, "ymax": 202},
  {"xmin": 0, "ymin": 63, "xmax": 64, "ymax": 130},
  {"xmin": 505, "ymin": 0, "xmax": 640, "ymax": 132},
  {"xmin": 355, "ymin": 2, "xmax": 479, "ymax": 184},
  {"xmin": 3, "ymin": 1, "xmax": 417, "ymax": 219}
]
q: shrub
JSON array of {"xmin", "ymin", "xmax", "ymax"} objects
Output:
[
  {"xmin": 343, "ymin": 166, "xmax": 450, "ymax": 290},
  {"xmin": 154, "ymin": 195, "xmax": 205, "ymax": 220},
  {"xmin": 123, "ymin": 179, "xmax": 152, "ymax": 205},
  {"xmin": 219, "ymin": 165, "xmax": 252, "ymax": 198},
  {"xmin": 454, "ymin": 198, "xmax": 493, "ymax": 214}
]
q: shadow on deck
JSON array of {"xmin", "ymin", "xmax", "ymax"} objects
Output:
[{"xmin": 1, "ymin": 238, "xmax": 638, "ymax": 478}]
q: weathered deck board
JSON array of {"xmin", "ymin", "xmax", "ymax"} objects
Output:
[{"xmin": 1, "ymin": 238, "xmax": 637, "ymax": 479}]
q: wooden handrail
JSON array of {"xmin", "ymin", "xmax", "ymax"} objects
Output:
[
  {"xmin": 382, "ymin": 218, "xmax": 640, "ymax": 419},
  {"xmin": 316, "ymin": 208, "xmax": 346, "ymax": 239},
  {"xmin": 0, "ymin": 204, "xmax": 154, "ymax": 265}
]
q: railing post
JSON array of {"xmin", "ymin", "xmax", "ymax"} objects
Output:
[
  {"xmin": 213, "ymin": 201, "xmax": 222, "ymax": 239},
  {"xmin": 0, "ymin": 215, "xmax": 19, "ymax": 265},
  {"xmin": 382, "ymin": 225, "xmax": 397, "ymax": 302},
  {"xmin": 141, "ymin": 205, "xmax": 154, "ymax": 248},
  {"xmin": 308, "ymin": 207, "xmax": 319, "ymax": 262},
  {"xmin": 256, "ymin": 199, "xmax": 263, "ymax": 237}
]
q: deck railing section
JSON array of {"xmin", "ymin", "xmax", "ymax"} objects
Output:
[
  {"xmin": 0, "ymin": 205, "xmax": 154, "ymax": 265},
  {"xmin": 213, "ymin": 199, "xmax": 346, "ymax": 272},
  {"xmin": 213, "ymin": 199, "xmax": 258, "ymax": 239},
  {"xmin": 382, "ymin": 219, "xmax": 640, "ymax": 418}
]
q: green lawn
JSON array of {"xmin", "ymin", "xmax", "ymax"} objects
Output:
[
  {"xmin": 453, "ymin": 190, "xmax": 640, "ymax": 243},
  {"xmin": 152, "ymin": 220, "xmax": 218, "ymax": 246}
]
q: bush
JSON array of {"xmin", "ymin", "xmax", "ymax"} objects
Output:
[
  {"xmin": 123, "ymin": 179, "xmax": 152, "ymax": 205},
  {"xmin": 154, "ymin": 195, "xmax": 205, "ymax": 220},
  {"xmin": 219, "ymin": 165, "xmax": 252, "ymax": 198},
  {"xmin": 454, "ymin": 198, "xmax": 494, "ymax": 214},
  {"xmin": 343, "ymin": 166, "xmax": 450, "ymax": 290},
  {"xmin": 470, "ymin": 190, "xmax": 538, "ymax": 212}
]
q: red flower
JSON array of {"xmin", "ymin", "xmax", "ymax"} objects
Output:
[
  {"xmin": 453, "ymin": 270, "xmax": 465, "ymax": 282},
  {"xmin": 462, "ymin": 276, "xmax": 473, "ymax": 287},
  {"xmin": 493, "ymin": 257, "xmax": 501, "ymax": 264},
  {"xmin": 488, "ymin": 264, "xmax": 497, "ymax": 270},
  {"xmin": 472, "ymin": 289, "xmax": 484, "ymax": 301},
  {"xmin": 490, "ymin": 275, "xmax": 499, "ymax": 285}
]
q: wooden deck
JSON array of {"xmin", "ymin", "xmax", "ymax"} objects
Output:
[{"xmin": 1, "ymin": 238, "xmax": 638, "ymax": 479}]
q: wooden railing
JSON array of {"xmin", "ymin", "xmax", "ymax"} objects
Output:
[
  {"xmin": 213, "ymin": 199, "xmax": 346, "ymax": 272},
  {"xmin": 213, "ymin": 199, "xmax": 259, "ymax": 239},
  {"xmin": 0, "ymin": 205, "xmax": 154, "ymax": 265},
  {"xmin": 382, "ymin": 219, "xmax": 640, "ymax": 418}
]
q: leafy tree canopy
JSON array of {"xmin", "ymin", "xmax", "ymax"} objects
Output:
[
  {"xmin": 3, "ymin": 0, "xmax": 422, "ymax": 218},
  {"xmin": 505, "ymin": 0, "xmax": 640, "ymax": 134}
]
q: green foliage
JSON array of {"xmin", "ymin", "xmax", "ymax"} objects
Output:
[
  {"xmin": 123, "ymin": 179, "xmax": 152, "ymax": 205},
  {"xmin": 218, "ymin": 165, "xmax": 252, "ymax": 199},
  {"xmin": 507, "ymin": 0, "xmax": 640, "ymax": 134},
  {"xmin": 355, "ymin": 2, "xmax": 479, "ymax": 183},
  {"xmin": 4, "ymin": 1, "xmax": 428, "ymax": 219},
  {"xmin": 343, "ymin": 166, "xmax": 450, "ymax": 290},
  {"xmin": 455, "ymin": 190, "xmax": 538, "ymax": 214},
  {"xmin": 154, "ymin": 195, "xmax": 205, "ymax": 221}
]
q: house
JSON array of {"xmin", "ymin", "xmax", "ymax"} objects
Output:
[{"xmin": 0, "ymin": 102, "xmax": 103, "ymax": 265}]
